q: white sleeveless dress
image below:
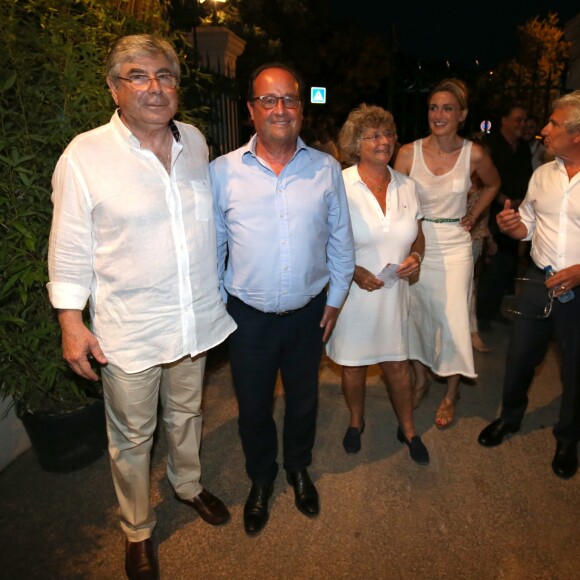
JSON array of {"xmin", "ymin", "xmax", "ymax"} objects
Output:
[
  {"xmin": 326, "ymin": 165, "xmax": 421, "ymax": 365},
  {"xmin": 407, "ymin": 139, "xmax": 476, "ymax": 378}
]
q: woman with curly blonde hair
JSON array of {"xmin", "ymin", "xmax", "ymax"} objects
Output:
[{"xmin": 326, "ymin": 104, "xmax": 429, "ymax": 464}]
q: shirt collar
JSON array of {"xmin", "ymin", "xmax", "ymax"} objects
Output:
[
  {"xmin": 242, "ymin": 134, "xmax": 310, "ymax": 162},
  {"xmin": 347, "ymin": 163, "xmax": 397, "ymax": 188},
  {"xmin": 111, "ymin": 109, "xmax": 181, "ymax": 144}
]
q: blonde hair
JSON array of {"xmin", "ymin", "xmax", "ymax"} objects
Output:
[
  {"xmin": 339, "ymin": 104, "xmax": 396, "ymax": 165},
  {"xmin": 429, "ymin": 78, "xmax": 468, "ymax": 110}
]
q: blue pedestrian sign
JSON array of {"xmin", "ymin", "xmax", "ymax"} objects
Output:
[{"xmin": 310, "ymin": 87, "xmax": 326, "ymax": 104}]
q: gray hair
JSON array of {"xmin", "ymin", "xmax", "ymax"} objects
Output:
[
  {"xmin": 106, "ymin": 35, "xmax": 180, "ymax": 84},
  {"xmin": 339, "ymin": 104, "xmax": 396, "ymax": 165},
  {"xmin": 553, "ymin": 91, "xmax": 580, "ymax": 134}
]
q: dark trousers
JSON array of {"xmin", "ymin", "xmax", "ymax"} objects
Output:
[
  {"xmin": 226, "ymin": 292, "xmax": 325, "ymax": 484},
  {"xmin": 477, "ymin": 241, "xmax": 518, "ymax": 321},
  {"xmin": 500, "ymin": 266, "xmax": 580, "ymax": 442}
]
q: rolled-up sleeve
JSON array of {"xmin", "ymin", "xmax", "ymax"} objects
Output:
[{"xmin": 47, "ymin": 153, "xmax": 93, "ymax": 310}]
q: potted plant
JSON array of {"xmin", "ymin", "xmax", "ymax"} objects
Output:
[{"xmin": 1, "ymin": 0, "xmax": 220, "ymax": 471}]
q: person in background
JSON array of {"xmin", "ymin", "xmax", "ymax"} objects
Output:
[
  {"xmin": 311, "ymin": 119, "xmax": 341, "ymax": 161},
  {"xmin": 47, "ymin": 35, "xmax": 236, "ymax": 579},
  {"xmin": 326, "ymin": 104, "xmax": 428, "ymax": 465},
  {"xmin": 395, "ymin": 78, "xmax": 500, "ymax": 429},
  {"xmin": 478, "ymin": 91, "xmax": 580, "ymax": 480},
  {"xmin": 477, "ymin": 103, "xmax": 532, "ymax": 329},
  {"xmin": 211, "ymin": 63, "xmax": 355, "ymax": 536},
  {"xmin": 523, "ymin": 115, "xmax": 548, "ymax": 170},
  {"xmin": 467, "ymin": 173, "xmax": 495, "ymax": 353}
]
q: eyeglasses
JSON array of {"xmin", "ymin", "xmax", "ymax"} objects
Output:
[
  {"xmin": 507, "ymin": 278, "xmax": 554, "ymax": 319},
  {"xmin": 361, "ymin": 131, "xmax": 397, "ymax": 142},
  {"xmin": 117, "ymin": 73, "xmax": 178, "ymax": 89},
  {"xmin": 249, "ymin": 95, "xmax": 301, "ymax": 109}
]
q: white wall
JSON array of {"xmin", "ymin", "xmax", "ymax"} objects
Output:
[{"xmin": 0, "ymin": 396, "xmax": 31, "ymax": 471}]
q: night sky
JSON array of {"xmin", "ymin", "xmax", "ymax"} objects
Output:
[{"xmin": 329, "ymin": 0, "xmax": 578, "ymax": 68}]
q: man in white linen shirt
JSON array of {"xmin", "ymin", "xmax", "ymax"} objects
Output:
[
  {"xmin": 47, "ymin": 35, "xmax": 236, "ymax": 580},
  {"xmin": 478, "ymin": 91, "xmax": 580, "ymax": 480}
]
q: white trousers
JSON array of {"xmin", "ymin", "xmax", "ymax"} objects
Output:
[{"xmin": 101, "ymin": 354, "xmax": 206, "ymax": 541}]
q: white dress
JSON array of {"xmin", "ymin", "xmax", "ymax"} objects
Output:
[
  {"xmin": 326, "ymin": 165, "xmax": 421, "ymax": 366},
  {"xmin": 407, "ymin": 139, "xmax": 476, "ymax": 378}
]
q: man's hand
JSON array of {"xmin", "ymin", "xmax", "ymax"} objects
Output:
[
  {"xmin": 58, "ymin": 310, "xmax": 107, "ymax": 381},
  {"xmin": 545, "ymin": 264, "xmax": 580, "ymax": 299},
  {"xmin": 320, "ymin": 305, "xmax": 340, "ymax": 342},
  {"xmin": 496, "ymin": 200, "xmax": 527, "ymax": 239}
]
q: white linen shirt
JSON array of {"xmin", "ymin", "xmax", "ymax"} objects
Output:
[
  {"xmin": 519, "ymin": 158, "xmax": 580, "ymax": 271},
  {"xmin": 47, "ymin": 111, "xmax": 236, "ymax": 373}
]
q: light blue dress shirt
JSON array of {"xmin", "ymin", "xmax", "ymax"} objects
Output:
[{"xmin": 211, "ymin": 135, "xmax": 355, "ymax": 313}]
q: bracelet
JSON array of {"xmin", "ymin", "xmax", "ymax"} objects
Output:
[{"xmin": 411, "ymin": 251, "xmax": 423, "ymax": 264}]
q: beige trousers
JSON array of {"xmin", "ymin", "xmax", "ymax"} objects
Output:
[{"xmin": 101, "ymin": 354, "xmax": 206, "ymax": 541}]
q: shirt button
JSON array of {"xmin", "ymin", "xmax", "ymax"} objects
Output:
[{"xmin": 283, "ymin": 266, "xmax": 288, "ymax": 271}]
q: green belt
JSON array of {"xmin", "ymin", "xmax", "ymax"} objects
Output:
[{"xmin": 423, "ymin": 217, "xmax": 461, "ymax": 223}]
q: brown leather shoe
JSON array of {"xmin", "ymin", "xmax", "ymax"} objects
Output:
[
  {"xmin": 175, "ymin": 488, "xmax": 231, "ymax": 526},
  {"xmin": 125, "ymin": 538, "xmax": 159, "ymax": 580}
]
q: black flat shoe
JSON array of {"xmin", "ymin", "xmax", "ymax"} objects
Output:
[
  {"xmin": 477, "ymin": 418, "xmax": 521, "ymax": 447},
  {"xmin": 552, "ymin": 441, "xmax": 578, "ymax": 479},
  {"xmin": 342, "ymin": 421, "xmax": 365, "ymax": 454},
  {"xmin": 244, "ymin": 482, "xmax": 274, "ymax": 536},
  {"xmin": 286, "ymin": 468, "xmax": 319, "ymax": 517},
  {"xmin": 396, "ymin": 427, "xmax": 429, "ymax": 465}
]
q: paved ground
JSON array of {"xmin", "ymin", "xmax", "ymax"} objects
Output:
[{"xmin": 1, "ymin": 317, "xmax": 579, "ymax": 579}]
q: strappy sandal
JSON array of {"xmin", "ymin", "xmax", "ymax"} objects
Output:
[{"xmin": 435, "ymin": 395, "xmax": 460, "ymax": 429}]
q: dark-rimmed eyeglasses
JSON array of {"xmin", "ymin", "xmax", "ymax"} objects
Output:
[
  {"xmin": 361, "ymin": 131, "xmax": 397, "ymax": 142},
  {"xmin": 249, "ymin": 95, "xmax": 301, "ymax": 109},
  {"xmin": 507, "ymin": 277, "xmax": 553, "ymax": 319},
  {"xmin": 117, "ymin": 73, "xmax": 178, "ymax": 89}
]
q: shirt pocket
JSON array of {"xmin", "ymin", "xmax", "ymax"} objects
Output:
[
  {"xmin": 452, "ymin": 179, "xmax": 464, "ymax": 193},
  {"xmin": 191, "ymin": 179, "xmax": 212, "ymax": 221}
]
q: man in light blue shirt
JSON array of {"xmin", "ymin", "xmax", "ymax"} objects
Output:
[{"xmin": 211, "ymin": 63, "xmax": 354, "ymax": 535}]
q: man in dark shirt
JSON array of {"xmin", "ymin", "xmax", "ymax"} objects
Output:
[{"xmin": 477, "ymin": 103, "xmax": 533, "ymax": 328}]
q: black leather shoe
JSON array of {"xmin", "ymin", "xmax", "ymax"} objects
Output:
[
  {"xmin": 286, "ymin": 468, "xmax": 319, "ymax": 517},
  {"xmin": 397, "ymin": 427, "xmax": 429, "ymax": 465},
  {"xmin": 552, "ymin": 441, "xmax": 578, "ymax": 479},
  {"xmin": 175, "ymin": 488, "xmax": 230, "ymax": 526},
  {"xmin": 343, "ymin": 421, "xmax": 365, "ymax": 454},
  {"xmin": 244, "ymin": 482, "xmax": 274, "ymax": 536},
  {"xmin": 125, "ymin": 538, "xmax": 159, "ymax": 580},
  {"xmin": 477, "ymin": 418, "xmax": 520, "ymax": 447}
]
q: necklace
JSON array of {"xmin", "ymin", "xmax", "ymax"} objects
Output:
[{"xmin": 358, "ymin": 165, "xmax": 390, "ymax": 193}]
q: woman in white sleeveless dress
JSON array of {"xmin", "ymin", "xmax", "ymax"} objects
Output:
[{"xmin": 395, "ymin": 79, "xmax": 500, "ymax": 428}]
